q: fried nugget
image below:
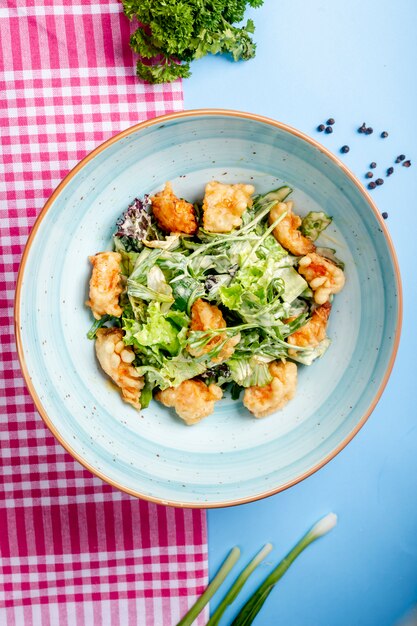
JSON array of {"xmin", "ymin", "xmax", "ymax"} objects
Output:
[
  {"xmin": 188, "ymin": 298, "xmax": 240, "ymax": 363},
  {"xmin": 86, "ymin": 251, "xmax": 123, "ymax": 320},
  {"xmin": 287, "ymin": 303, "xmax": 332, "ymax": 350},
  {"xmin": 298, "ymin": 252, "xmax": 345, "ymax": 304},
  {"xmin": 243, "ymin": 361, "xmax": 297, "ymax": 418},
  {"xmin": 202, "ymin": 181, "xmax": 255, "ymax": 232},
  {"xmin": 156, "ymin": 380, "xmax": 223, "ymax": 425},
  {"xmin": 269, "ymin": 201, "xmax": 316, "ymax": 256},
  {"xmin": 150, "ymin": 182, "xmax": 197, "ymax": 235},
  {"xmin": 95, "ymin": 328, "xmax": 144, "ymax": 410}
]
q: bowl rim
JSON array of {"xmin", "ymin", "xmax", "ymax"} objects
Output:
[{"xmin": 14, "ymin": 108, "xmax": 403, "ymax": 508}]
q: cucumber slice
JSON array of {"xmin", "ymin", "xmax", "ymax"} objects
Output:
[
  {"xmin": 315, "ymin": 246, "xmax": 345, "ymax": 270},
  {"xmin": 257, "ymin": 185, "xmax": 292, "ymax": 208},
  {"xmin": 276, "ymin": 266, "xmax": 308, "ymax": 303},
  {"xmin": 300, "ymin": 211, "xmax": 332, "ymax": 241}
]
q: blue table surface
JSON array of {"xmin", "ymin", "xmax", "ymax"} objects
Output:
[{"xmin": 184, "ymin": 1, "xmax": 417, "ymax": 625}]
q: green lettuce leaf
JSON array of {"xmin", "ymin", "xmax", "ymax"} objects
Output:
[
  {"xmin": 170, "ymin": 276, "xmax": 205, "ymax": 312},
  {"xmin": 139, "ymin": 380, "xmax": 154, "ymax": 409},
  {"xmin": 127, "ymin": 257, "xmax": 175, "ymax": 308},
  {"xmin": 138, "ymin": 356, "xmax": 207, "ymax": 390},
  {"xmin": 113, "ymin": 236, "xmax": 139, "ymax": 276},
  {"xmin": 124, "ymin": 301, "xmax": 183, "ymax": 357}
]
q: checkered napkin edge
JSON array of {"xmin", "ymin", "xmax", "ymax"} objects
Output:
[{"xmin": 0, "ymin": 2, "xmax": 208, "ymax": 624}]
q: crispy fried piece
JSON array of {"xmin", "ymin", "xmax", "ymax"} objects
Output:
[
  {"xmin": 191, "ymin": 297, "xmax": 225, "ymax": 331},
  {"xmin": 202, "ymin": 181, "xmax": 255, "ymax": 232},
  {"xmin": 269, "ymin": 201, "xmax": 316, "ymax": 256},
  {"xmin": 287, "ymin": 303, "xmax": 332, "ymax": 350},
  {"xmin": 150, "ymin": 182, "xmax": 197, "ymax": 234},
  {"xmin": 298, "ymin": 252, "xmax": 345, "ymax": 304},
  {"xmin": 86, "ymin": 251, "xmax": 123, "ymax": 320},
  {"xmin": 156, "ymin": 380, "xmax": 223, "ymax": 425},
  {"xmin": 95, "ymin": 328, "xmax": 144, "ymax": 410},
  {"xmin": 243, "ymin": 361, "xmax": 297, "ymax": 418},
  {"xmin": 188, "ymin": 298, "xmax": 240, "ymax": 363}
]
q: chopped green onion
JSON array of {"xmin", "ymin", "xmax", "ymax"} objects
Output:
[
  {"xmin": 177, "ymin": 547, "xmax": 241, "ymax": 626},
  {"xmin": 231, "ymin": 513, "xmax": 337, "ymax": 626},
  {"xmin": 207, "ymin": 543, "xmax": 273, "ymax": 626},
  {"xmin": 86, "ymin": 314, "xmax": 121, "ymax": 339}
]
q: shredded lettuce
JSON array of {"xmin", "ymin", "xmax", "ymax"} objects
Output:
[
  {"xmin": 137, "ymin": 356, "xmax": 207, "ymax": 390},
  {"xmin": 228, "ymin": 356, "xmax": 273, "ymax": 388},
  {"xmin": 113, "ymin": 237, "xmax": 139, "ymax": 275}
]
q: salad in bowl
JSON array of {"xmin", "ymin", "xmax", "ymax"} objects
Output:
[{"xmin": 86, "ymin": 180, "xmax": 345, "ymax": 425}]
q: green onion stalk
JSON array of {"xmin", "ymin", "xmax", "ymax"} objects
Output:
[
  {"xmin": 207, "ymin": 543, "xmax": 273, "ymax": 626},
  {"xmin": 231, "ymin": 513, "xmax": 338, "ymax": 626},
  {"xmin": 176, "ymin": 547, "xmax": 241, "ymax": 626}
]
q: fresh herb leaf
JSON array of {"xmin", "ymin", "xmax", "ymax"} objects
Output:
[
  {"xmin": 121, "ymin": 0, "xmax": 264, "ymax": 84},
  {"xmin": 113, "ymin": 238, "xmax": 140, "ymax": 276},
  {"xmin": 200, "ymin": 362, "xmax": 232, "ymax": 386}
]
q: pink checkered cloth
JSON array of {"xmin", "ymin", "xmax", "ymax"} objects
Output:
[{"xmin": 0, "ymin": 1, "xmax": 208, "ymax": 624}]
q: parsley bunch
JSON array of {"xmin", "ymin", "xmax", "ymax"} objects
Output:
[{"xmin": 121, "ymin": 0, "xmax": 264, "ymax": 84}]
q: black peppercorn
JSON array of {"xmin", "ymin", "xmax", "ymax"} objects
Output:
[
  {"xmin": 358, "ymin": 123, "xmax": 367, "ymax": 134},
  {"xmin": 317, "ymin": 124, "xmax": 325, "ymax": 132},
  {"xmin": 365, "ymin": 127, "xmax": 373, "ymax": 135},
  {"xmin": 325, "ymin": 126, "xmax": 333, "ymax": 134},
  {"xmin": 403, "ymin": 160, "xmax": 411, "ymax": 168},
  {"xmin": 370, "ymin": 162, "xmax": 377, "ymax": 169},
  {"xmin": 365, "ymin": 171, "xmax": 373, "ymax": 179},
  {"xmin": 376, "ymin": 178, "xmax": 384, "ymax": 186},
  {"xmin": 368, "ymin": 181, "xmax": 376, "ymax": 189},
  {"xmin": 327, "ymin": 118, "xmax": 335, "ymax": 125},
  {"xmin": 341, "ymin": 145, "xmax": 350, "ymax": 153},
  {"xmin": 396, "ymin": 154, "xmax": 406, "ymax": 163},
  {"xmin": 381, "ymin": 131, "xmax": 389, "ymax": 138},
  {"xmin": 382, "ymin": 212, "xmax": 388, "ymax": 219},
  {"xmin": 387, "ymin": 167, "xmax": 394, "ymax": 176}
]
